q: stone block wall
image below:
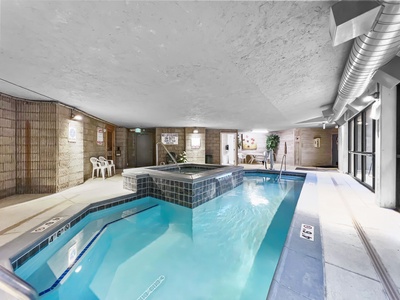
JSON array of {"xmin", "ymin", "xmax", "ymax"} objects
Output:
[
  {"xmin": 155, "ymin": 128, "xmax": 185, "ymax": 164},
  {"xmin": 127, "ymin": 131, "xmax": 136, "ymax": 167},
  {"xmin": 185, "ymin": 127, "xmax": 205, "ymax": 163},
  {"xmin": 0, "ymin": 94, "xmax": 16, "ymax": 198},
  {"xmin": 57, "ymin": 105, "xmax": 84, "ymax": 190},
  {"xmin": 83, "ymin": 118, "xmax": 108, "ymax": 180},
  {"xmin": 0, "ymin": 93, "xmax": 122, "ymax": 200},
  {"xmin": 115, "ymin": 127, "xmax": 128, "ymax": 169},
  {"xmin": 15, "ymin": 101, "xmax": 58, "ymax": 194}
]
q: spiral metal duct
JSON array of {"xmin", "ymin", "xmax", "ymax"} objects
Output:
[{"xmin": 330, "ymin": 1, "xmax": 400, "ymax": 122}]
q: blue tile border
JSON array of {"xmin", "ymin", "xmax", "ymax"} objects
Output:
[
  {"xmin": 8, "ymin": 193, "xmax": 142, "ymax": 271},
  {"xmin": 38, "ymin": 203, "xmax": 158, "ymax": 296}
]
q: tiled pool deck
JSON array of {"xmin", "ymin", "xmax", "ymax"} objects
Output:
[{"xmin": 0, "ymin": 164, "xmax": 399, "ymax": 299}]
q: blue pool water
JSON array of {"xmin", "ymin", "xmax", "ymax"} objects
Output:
[{"xmin": 16, "ymin": 174, "xmax": 304, "ymax": 299}]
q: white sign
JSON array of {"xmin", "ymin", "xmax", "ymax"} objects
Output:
[
  {"xmin": 68, "ymin": 123, "xmax": 77, "ymax": 142},
  {"xmin": 68, "ymin": 244, "xmax": 77, "ymax": 267},
  {"xmin": 191, "ymin": 137, "xmax": 201, "ymax": 149},
  {"xmin": 161, "ymin": 133, "xmax": 178, "ymax": 145},
  {"xmin": 300, "ymin": 224, "xmax": 314, "ymax": 241},
  {"xmin": 97, "ymin": 127, "xmax": 104, "ymax": 145}
]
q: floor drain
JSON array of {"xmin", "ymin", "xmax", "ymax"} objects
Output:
[{"xmin": 137, "ymin": 275, "xmax": 165, "ymax": 300}]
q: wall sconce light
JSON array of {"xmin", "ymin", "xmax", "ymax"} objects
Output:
[
  {"xmin": 371, "ymin": 92, "xmax": 380, "ymax": 99},
  {"xmin": 322, "ymin": 122, "xmax": 326, "ymax": 130},
  {"xmin": 71, "ymin": 110, "xmax": 82, "ymax": 121},
  {"xmin": 193, "ymin": 128, "xmax": 199, "ymax": 134},
  {"xmin": 115, "ymin": 146, "xmax": 121, "ymax": 157},
  {"xmin": 363, "ymin": 91, "xmax": 380, "ymax": 102}
]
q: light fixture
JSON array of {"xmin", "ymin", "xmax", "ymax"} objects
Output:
[
  {"xmin": 370, "ymin": 100, "xmax": 381, "ymax": 120},
  {"xmin": 193, "ymin": 128, "xmax": 199, "ymax": 134},
  {"xmin": 71, "ymin": 110, "xmax": 82, "ymax": 121},
  {"xmin": 251, "ymin": 129, "xmax": 269, "ymax": 133},
  {"xmin": 322, "ymin": 122, "xmax": 326, "ymax": 129}
]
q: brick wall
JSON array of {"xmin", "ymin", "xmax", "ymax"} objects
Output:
[{"xmin": 0, "ymin": 94, "xmax": 16, "ymax": 198}]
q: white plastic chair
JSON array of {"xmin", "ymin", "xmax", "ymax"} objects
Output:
[
  {"xmin": 90, "ymin": 157, "xmax": 107, "ymax": 180},
  {"xmin": 99, "ymin": 156, "xmax": 115, "ymax": 177}
]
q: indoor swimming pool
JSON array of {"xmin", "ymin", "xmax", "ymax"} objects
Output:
[{"xmin": 13, "ymin": 173, "xmax": 305, "ymax": 299}]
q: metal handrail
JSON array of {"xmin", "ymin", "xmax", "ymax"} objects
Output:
[
  {"xmin": 276, "ymin": 154, "xmax": 287, "ymax": 182},
  {"xmin": 276, "ymin": 142, "xmax": 288, "ymax": 182},
  {"xmin": 156, "ymin": 142, "xmax": 181, "ymax": 172},
  {"xmin": 0, "ymin": 265, "xmax": 38, "ymax": 299}
]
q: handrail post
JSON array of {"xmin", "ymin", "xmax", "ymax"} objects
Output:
[
  {"xmin": 0, "ymin": 265, "xmax": 39, "ymax": 300},
  {"xmin": 155, "ymin": 142, "xmax": 181, "ymax": 171}
]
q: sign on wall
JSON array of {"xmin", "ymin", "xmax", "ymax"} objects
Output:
[
  {"xmin": 68, "ymin": 123, "xmax": 77, "ymax": 142},
  {"xmin": 97, "ymin": 127, "xmax": 104, "ymax": 145},
  {"xmin": 161, "ymin": 133, "xmax": 178, "ymax": 145},
  {"xmin": 191, "ymin": 137, "xmax": 201, "ymax": 149}
]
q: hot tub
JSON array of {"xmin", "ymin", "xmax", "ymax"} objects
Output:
[{"xmin": 122, "ymin": 163, "xmax": 243, "ymax": 208}]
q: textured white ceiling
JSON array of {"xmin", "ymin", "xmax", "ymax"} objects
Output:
[{"xmin": 0, "ymin": 1, "xmax": 352, "ymax": 130}]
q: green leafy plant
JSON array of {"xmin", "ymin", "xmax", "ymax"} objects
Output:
[
  {"xmin": 177, "ymin": 151, "xmax": 187, "ymax": 163},
  {"xmin": 266, "ymin": 134, "xmax": 280, "ymax": 151}
]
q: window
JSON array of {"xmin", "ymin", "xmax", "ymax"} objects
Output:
[{"xmin": 348, "ymin": 105, "xmax": 375, "ymax": 190}]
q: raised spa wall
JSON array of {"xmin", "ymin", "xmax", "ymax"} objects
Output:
[{"xmin": 122, "ymin": 164, "xmax": 244, "ymax": 208}]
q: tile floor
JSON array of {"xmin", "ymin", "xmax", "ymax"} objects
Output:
[{"xmin": 0, "ymin": 164, "xmax": 399, "ymax": 299}]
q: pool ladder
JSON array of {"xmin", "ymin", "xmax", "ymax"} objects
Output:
[
  {"xmin": 275, "ymin": 154, "xmax": 287, "ymax": 182},
  {"xmin": 156, "ymin": 142, "xmax": 181, "ymax": 172},
  {"xmin": 275, "ymin": 142, "xmax": 288, "ymax": 182},
  {"xmin": 0, "ymin": 264, "xmax": 38, "ymax": 299}
]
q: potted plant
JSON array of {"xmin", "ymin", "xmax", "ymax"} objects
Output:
[
  {"xmin": 177, "ymin": 151, "xmax": 187, "ymax": 163},
  {"xmin": 266, "ymin": 134, "xmax": 280, "ymax": 160}
]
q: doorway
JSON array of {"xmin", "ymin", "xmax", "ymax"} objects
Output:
[
  {"xmin": 106, "ymin": 125, "xmax": 115, "ymax": 162},
  {"xmin": 332, "ymin": 134, "xmax": 338, "ymax": 167},
  {"xmin": 136, "ymin": 133, "xmax": 154, "ymax": 167},
  {"xmin": 220, "ymin": 133, "xmax": 236, "ymax": 165}
]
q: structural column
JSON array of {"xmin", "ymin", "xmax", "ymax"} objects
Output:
[{"xmin": 375, "ymin": 85, "xmax": 396, "ymax": 208}]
